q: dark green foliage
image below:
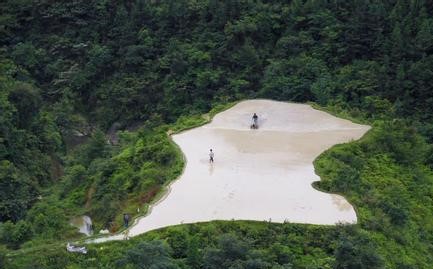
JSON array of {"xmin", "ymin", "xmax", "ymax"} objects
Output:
[
  {"xmin": 116, "ymin": 241, "xmax": 180, "ymax": 269},
  {"xmin": 0, "ymin": 220, "xmax": 33, "ymax": 249},
  {"xmin": 0, "ymin": 246, "xmax": 7, "ymax": 269},
  {"xmin": 203, "ymin": 234, "xmax": 249, "ymax": 268},
  {"xmin": 76, "ymin": 129, "xmax": 109, "ymax": 165},
  {"xmin": 5, "ymin": 222, "xmax": 336, "ymax": 268},
  {"xmin": 1, "ymin": 0, "xmax": 433, "ymax": 268},
  {"xmin": 8, "ymin": 82, "xmax": 41, "ymax": 129},
  {"xmin": 0, "ymin": 161, "xmax": 37, "ymax": 222},
  {"xmin": 261, "ymin": 55, "xmax": 328, "ymax": 101},
  {"xmin": 186, "ymin": 235, "xmax": 202, "ymax": 268},
  {"xmin": 166, "ymin": 230, "xmax": 188, "ymax": 258},
  {"xmin": 2, "ymin": 0, "xmax": 431, "ymax": 125},
  {"xmin": 334, "ymin": 237, "xmax": 383, "ymax": 269}
]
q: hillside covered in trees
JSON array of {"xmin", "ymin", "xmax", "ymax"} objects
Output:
[{"xmin": 1, "ymin": 0, "xmax": 433, "ymax": 268}]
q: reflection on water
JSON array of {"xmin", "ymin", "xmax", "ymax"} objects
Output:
[{"xmin": 208, "ymin": 162, "xmax": 214, "ymax": 176}]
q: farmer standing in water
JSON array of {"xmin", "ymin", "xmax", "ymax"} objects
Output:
[
  {"xmin": 252, "ymin": 113, "xmax": 259, "ymax": 129},
  {"xmin": 209, "ymin": 149, "xmax": 214, "ymax": 163}
]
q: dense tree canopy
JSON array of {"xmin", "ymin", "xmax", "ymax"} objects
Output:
[{"xmin": 1, "ymin": 0, "xmax": 433, "ymax": 268}]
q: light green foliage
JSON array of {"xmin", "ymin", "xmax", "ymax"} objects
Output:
[
  {"xmin": 170, "ymin": 115, "xmax": 207, "ymax": 133},
  {"xmin": 1, "ymin": 1, "xmax": 433, "ymax": 268},
  {"xmin": 56, "ymin": 126, "xmax": 183, "ymax": 230},
  {"xmin": 25, "ymin": 202, "xmax": 69, "ymax": 239},
  {"xmin": 315, "ymin": 120, "xmax": 433, "ymax": 268}
]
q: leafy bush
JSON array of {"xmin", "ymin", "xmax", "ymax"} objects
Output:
[
  {"xmin": 0, "ymin": 220, "xmax": 33, "ymax": 249},
  {"xmin": 116, "ymin": 241, "xmax": 179, "ymax": 269}
]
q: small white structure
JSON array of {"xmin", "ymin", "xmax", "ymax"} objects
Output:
[{"xmin": 66, "ymin": 242, "xmax": 87, "ymax": 254}]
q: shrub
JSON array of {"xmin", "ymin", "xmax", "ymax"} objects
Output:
[{"xmin": 0, "ymin": 220, "xmax": 33, "ymax": 249}]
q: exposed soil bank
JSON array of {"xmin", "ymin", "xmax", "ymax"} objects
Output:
[{"xmin": 92, "ymin": 100, "xmax": 370, "ymax": 243}]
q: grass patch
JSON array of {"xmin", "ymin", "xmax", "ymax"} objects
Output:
[{"xmin": 4, "ymin": 102, "xmax": 433, "ymax": 269}]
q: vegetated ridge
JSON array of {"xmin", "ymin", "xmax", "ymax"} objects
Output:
[{"xmin": 1, "ymin": 1, "xmax": 433, "ymax": 268}]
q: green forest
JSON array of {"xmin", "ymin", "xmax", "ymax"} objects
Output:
[{"xmin": 1, "ymin": 0, "xmax": 433, "ymax": 268}]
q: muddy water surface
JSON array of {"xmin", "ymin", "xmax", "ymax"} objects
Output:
[{"xmin": 93, "ymin": 100, "xmax": 370, "ymax": 243}]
